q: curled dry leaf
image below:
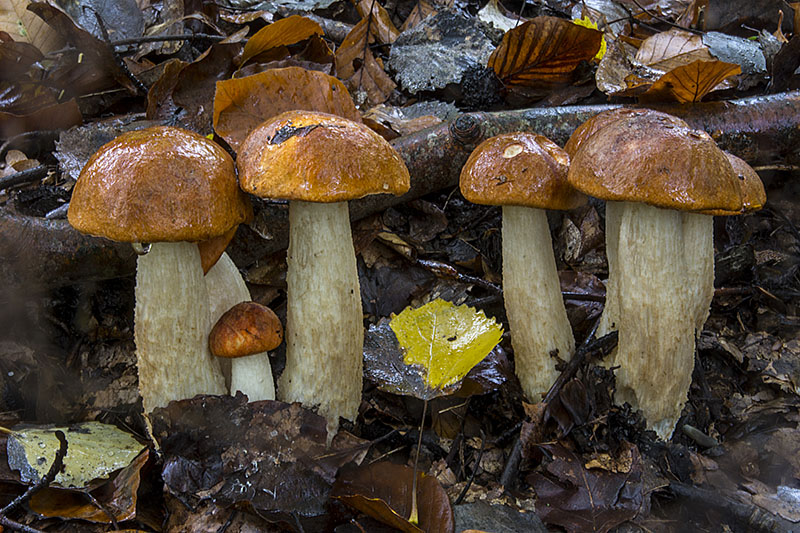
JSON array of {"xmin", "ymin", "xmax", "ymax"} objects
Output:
[
  {"xmin": 488, "ymin": 16, "xmax": 602, "ymax": 99},
  {"xmin": 639, "ymin": 59, "xmax": 741, "ymax": 103},
  {"xmin": 0, "ymin": 99, "xmax": 81, "ymax": 139},
  {"xmin": 335, "ymin": 17, "xmax": 397, "ymax": 106},
  {"xmin": 239, "ymin": 15, "xmax": 323, "ymax": 67},
  {"xmin": 332, "ymin": 461, "xmax": 455, "ymax": 533},
  {"xmin": 213, "ymin": 66, "xmax": 359, "ymax": 150},
  {"xmin": 0, "ymin": 39, "xmax": 43, "ymax": 80}
]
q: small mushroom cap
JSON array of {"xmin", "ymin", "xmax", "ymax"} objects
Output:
[
  {"xmin": 564, "ymin": 108, "xmax": 659, "ymax": 157},
  {"xmin": 701, "ymin": 152, "xmax": 766, "ymax": 215},
  {"xmin": 568, "ymin": 111, "xmax": 743, "ymax": 212},
  {"xmin": 68, "ymin": 126, "xmax": 253, "ymax": 243},
  {"xmin": 209, "ymin": 301, "xmax": 283, "ymax": 358},
  {"xmin": 238, "ymin": 110, "xmax": 410, "ymax": 202},
  {"xmin": 459, "ymin": 132, "xmax": 587, "ymax": 210}
]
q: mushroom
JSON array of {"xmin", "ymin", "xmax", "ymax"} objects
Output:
[
  {"xmin": 237, "ymin": 111, "xmax": 410, "ymax": 434},
  {"xmin": 209, "ymin": 301, "xmax": 283, "ymax": 400},
  {"xmin": 67, "ymin": 126, "xmax": 252, "ymax": 413},
  {"xmin": 206, "ymin": 253, "xmax": 277, "ymax": 401},
  {"xmin": 459, "ymin": 132, "xmax": 586, "ymax": 399},
  {"xmin": 567, "ymin": 110, "xmax": 742, "ymax": 438}
]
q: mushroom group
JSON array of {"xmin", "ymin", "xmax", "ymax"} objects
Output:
[{"xmin": 68, "ymin": 126, "xmax": 253, "ymax": 413}]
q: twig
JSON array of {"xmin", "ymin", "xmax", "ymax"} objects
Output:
[
  {"xmin": 0, "ymin": 166, "xmax": 49, "ymax": 192},
  {"xmin": 669, "ymin": 482, "xmax": 790, "ymax": 533},
  {"xmin": 628, "ymin": 0, "xmax": 702, "ymax": 34},
  {"xmin": 454, "ymin": 429, "xmax": 486, "ymax": 505},
  {"xmin": 110, "ymin": 33, "xmax": 225, "ymax": 46},
  {"xmin": 0, "ymin": 430, "xmax": 68, "ymax": 533}
]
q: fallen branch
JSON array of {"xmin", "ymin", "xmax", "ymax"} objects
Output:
[{"xmin": 3, "ymin": 91, "xmax": 800, "ymax": 288}]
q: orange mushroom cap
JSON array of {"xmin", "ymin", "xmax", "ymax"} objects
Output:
[{"xmin": 209, "ymin": 302, "xmax": 283, "ymax": 358}]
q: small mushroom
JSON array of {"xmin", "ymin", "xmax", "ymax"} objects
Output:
[
  {"xmin": 210, "ymin": 301, "xmax": 283, "ymax": 400},
  {"xmin": 459, "ymin": 132, "xmax": 586, "ymax": 399},
  {"xmin": 67, "ymin": 126, "xmax": 252, "ymax": 413},
  {"xmin": 238, "ymin": 110, "xmax": 410, "ymax": 434}
]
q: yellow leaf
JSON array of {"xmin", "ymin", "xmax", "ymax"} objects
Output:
[
  {"xmin": 390, "ymin": 299, "xmax": 503, "ymax": 390},
  {"xmin": 572, "ymin": 16, "xmax": 606, "ymax": 61}
]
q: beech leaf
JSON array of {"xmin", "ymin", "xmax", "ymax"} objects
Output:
[
  {"xmin": 488, "ymin": 16, "xmax": 602, "ymax": 92},
  {"xmin": 7, "ymin": 421, "xmax": 145, "ymax": 489},
  {"xmin": 240, "ymin": 15, "xmax": 322, "ymax": 66},
  {"xmin": 332, "ymin": 461, "xmax": 454, "ymax": 533},
  {"xmin": 214, "ymin": 66, "xmax": 359, "ymax": 151},
  {"xmin": 389, "ymin": 298, "xmax": 503, "ymax": 391},
  {"xmin": 355, "ymin": 0, "xmax": 400, "ymax": 44},
  {"xmin": 335, "ymin": 16, "xmax": 396, "ymax": 105},
  {"xmin": 639, "ymin": 59, "xmax": 741, "ymax": 103}
]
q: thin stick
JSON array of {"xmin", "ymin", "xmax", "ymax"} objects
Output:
[{"xmin": 408, "ymin": 398, "xmax": 428, "ymax": 525}]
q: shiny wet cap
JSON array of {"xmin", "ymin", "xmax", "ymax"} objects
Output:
[
  {"xmin": 68, "ymin": 126, "xmax": 253, "ymax": 243},
  {"xmin": 567, "ymin": 111, "xmax": 743, "ymax": 212},
  {"xmin": 701, "ymin": 152, "xmax": 766, "ymax": 215},
  {"xmin": 237, "ymin": 110, "xmax": 410, "ymax": 202},
  {"xmin": 459, "ymin": 132, "xmax": 586, "ymax": 210}
]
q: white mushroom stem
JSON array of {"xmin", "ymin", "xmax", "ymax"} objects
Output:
[
  {"xmin": 278, "ymin": 200, "xmax": 363, "ymax": 436},
  {"xmin": 135, "ymin": 242, "xmax": 226, "ymax": 413},
  {"xmin": 596, "ymin": 201, "xmax": 622, "ymax": 338},
  {"xmin": 502, "ymin": 205, "xmax": 575, "ymax": 400},
  {"xmin": 682, "ymin": 212, "xmax": 714, "ymax": 337},
  {"xmin": 206, "ymin": 253, "xmax": 275, "ymax": 402},
  {"xmin": 613, "ymin": 202, "xmax": 694, "ymax": 439}
]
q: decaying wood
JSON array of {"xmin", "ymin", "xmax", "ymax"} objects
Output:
[{"xmin": 3, "ymin": 91, "xmax": 800, "ymax": 288}]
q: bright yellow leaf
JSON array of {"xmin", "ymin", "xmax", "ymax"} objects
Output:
[
  {"xmin": 572, "ymin": 16, "xmax": 606, "ymax": 61},
  {"xmin": 390, "ymin": 299, "xmax": 503, "ymax": 390}
]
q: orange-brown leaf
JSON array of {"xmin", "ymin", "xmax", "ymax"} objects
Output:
[
  {"xmin": 332, "ymin": 461, "xmax": 454, "ymax": 533},
  {"xmin": 488, "ymin": 16, "xmax": 602, "ymax": 89},
  {"xmin": 639, "ymin": 59, "xmax": 740, "ymax": 103},
  {"xmin": 335, "ymin": 18, "xmax": 396, "ymax": 106},
  {"xmin": 214, "ymin": 66, "xmax": 359, "ymax": 150},
  {"xmin": 356, "ymin": 0, "xmax": 400, "ymax": 44},
  {"xmin": 400, "ymin": 0, "xmax": 438, "ymax": 31},
  {"xmin": 240, "ymin": 15, "xmax": 323, "ymax": 66}
]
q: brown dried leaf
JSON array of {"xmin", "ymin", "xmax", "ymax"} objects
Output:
[
  {"xmin": 0, "ymin": 0, "xmax": 62, "ymax": 52},
  {"xmin": 639, "ymin": 59, "xmax": 741, "ymax": 103},
  {"xmin": 27, "ymin": 2, "xmax": 137, "ymax": 94},
  {"xmin": 213, "ymin": 66, "xmax": 359, "ymax": 150},
  {"xmin": 240, "ymin": 15, "xmax": 322, "ymax": 67},
  {"xmin": 529, "ymin": 442, "xmax": 644, "ymax": 533},
  {"xmin": 28, "ymin": 449, "xmax": 149, "ymax": 523},
  {"xmin": 356, "ymin": 0, "xmax": 400, "ymax": 44},
  {"xmin": 635, "ymin": 28, "xmax": 714, "ymax": 72},
  {"xmin": 332, "ymin": 461, "xmax": 454, "ymax": 533},
  {"xmin": 335, "ymin": 17, "xmax": 396, "ymax": 106},
  {"xmin": 400, "ymin": 0, "xmax": 437, "ymax": 31},
  {"xmin": 0, "ymin": 39, "xmax": 41, "ymax": 79},
  {"xmin": 488, "ymin": 16, "xmax": 602, "ymax": 98},
  {"xmin": 0, "ymin": 97, "xmax": 80, "ymax": 138}
]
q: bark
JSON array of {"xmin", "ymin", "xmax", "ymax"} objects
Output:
[{"xmin": 4, "ymin": 90, "xmax": 800, "ymax": 288}]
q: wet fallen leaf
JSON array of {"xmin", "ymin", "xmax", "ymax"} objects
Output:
[
  {"xmin": 488, "ymin": 16, "xmax": 602, "ymax": 99},
  {"xmin": 335, "ymin": 16, "xmax": 396, "ymax": 106},
  {"xmin": 401, "ymin": 0, "xmax": 438, "ymax": 31},
  {"xmin": 27, "ymin": 2, "xmax": 138, "ymax": 94},
  {"xmin": 390, "ymin": 298, "xmax": 503, "ymax": 391},
  {"xmin": 213, "ymin": 66, "xmax": 359, "ymax": 150},
  {"xmin": 0, "ymin": 0, "xmax": 63, "ymax": 52},
  {"xmin": 635, "ymin": 29, "xmax": 713, "ymax": 72},
  {"xmin": 639, "ymin": 59, "xmax": 741, "ymax": 103},
  {"xmin": 0, "ymin": 38, "xmax": 42, "ymax": 80},
  {"xmin": 7, "ymin": 421, "xmax": 145, "ymax": 489},
  {"xmin": 151, "ymin": 394, "xmax": 366, "ymax": 522},
  {"xmin": 28, "ymin": 449, "xmax": 149, "ymax": 523},
  {"xmin": 332, "ymin": 461, "xmax": 454, "ymax": 533},
  {"xmin": 528, "ymin": 442, "xmax": 644, "ymax": 533},
  {"xmin": 355, "ymin": 0, "xmax": 400, "ymax": 44},
  {"xmin": 239, "ymin": 15, "xmax": 322, "ymax": 67}
]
